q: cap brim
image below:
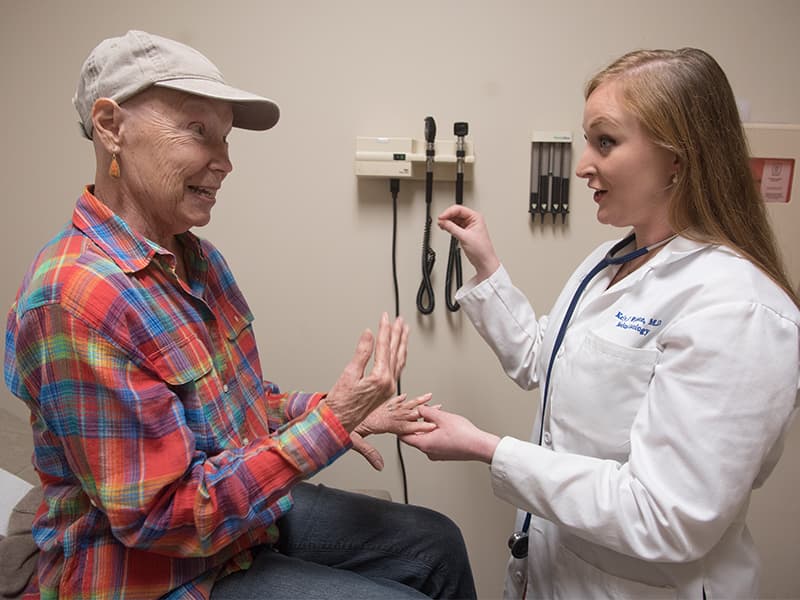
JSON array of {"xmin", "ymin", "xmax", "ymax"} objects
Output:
[{"xmin": 154, "ymin": 78, "xmax": 280, "ymax": 131}]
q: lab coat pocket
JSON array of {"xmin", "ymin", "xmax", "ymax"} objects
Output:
[
  {"xmin": 551, "ymin": 330, "xmax": 658, "ymax": 458},
  {"xmin": 554, "ymin": 543, "xmax": 676, "ymax": 600},
  {"xmin": 503, "ymin": 554, "xmax": 528, "ymax": 599}
]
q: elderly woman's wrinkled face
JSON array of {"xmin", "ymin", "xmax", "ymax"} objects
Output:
[{"xmin": 118, "ymin": 87, "xmax": 234, "ymax": 243}]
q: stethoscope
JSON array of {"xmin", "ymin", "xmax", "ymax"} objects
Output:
[{"xmin": 508, "ymin": 231, "xmax": 677, "ymax": 559}]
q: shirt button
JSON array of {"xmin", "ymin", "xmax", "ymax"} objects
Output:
[
  {"xmin": 242, "ymin": 437, "xmax": 250, "ymax": 445},
  {"xmin": 223, "ymin": 384, "xmax": 229, "ymax": 393},
  {"xmin": 513, "ymin": 570, "xmax": 524, "ymax": 583},
  {"xmin": 543, "ymin": 431, "xmax": 552, "ymax": 445}
]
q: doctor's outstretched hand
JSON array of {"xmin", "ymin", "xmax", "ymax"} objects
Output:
[
  {"xmin": 400, "ymin": 405, "xmax": 501, "ymax": 464},
  {"xmin": 438, "ymin": 205, "xmax": 501, "ymax": 282}
]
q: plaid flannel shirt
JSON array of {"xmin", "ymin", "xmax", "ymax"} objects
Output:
[{"xmin": 4, "ymin": 187, "xmax": 351, "ymax": 599}]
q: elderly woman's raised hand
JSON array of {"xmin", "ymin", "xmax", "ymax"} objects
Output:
[
  {"xmin": 324, "ymin": 313, "xmax": 409, "ymax": 433},
  {"xmin": 438, "ymin": 205, "xmax": 501, "ymax": 282}
]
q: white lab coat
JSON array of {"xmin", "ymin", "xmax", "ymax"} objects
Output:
[{"xmin": 456, "ymin": 235, "xmax": 800, "ymax": 600}]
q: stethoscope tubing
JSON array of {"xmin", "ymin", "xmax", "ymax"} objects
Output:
[{"xmin": 517, "ymin": 232, "xmax": 675, "ymax": 537}]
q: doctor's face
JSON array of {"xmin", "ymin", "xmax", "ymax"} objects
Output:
[{"xmin": 576, "ymin": 80, "xmax": 677, "ymax": 243}]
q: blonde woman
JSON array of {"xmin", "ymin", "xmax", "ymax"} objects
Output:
[{"xmin": 403, "ymin": 48, "xmax": 799, "ymax": 599}]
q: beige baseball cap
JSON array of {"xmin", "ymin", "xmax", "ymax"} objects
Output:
[{"xmin": 73, "ymin": 30, "xmax": 280, "ymax": 139}]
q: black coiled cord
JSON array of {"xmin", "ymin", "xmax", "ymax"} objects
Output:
[
  {"xmin": 416, "ymin": 116, "xmax": 437, "ymax": 315},
  {"xmin": 416, "ymin": 195, "xmax": 436, "ymax": 314}
]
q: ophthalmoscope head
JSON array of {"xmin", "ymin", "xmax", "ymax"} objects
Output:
[{"xmin": 424, "ymin": 116, "xmax": 437, "ymax": 143}]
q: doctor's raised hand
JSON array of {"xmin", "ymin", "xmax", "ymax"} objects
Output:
[{"xmin": 437, "ymin": 205, "xmax": 500, "ymax": 282}]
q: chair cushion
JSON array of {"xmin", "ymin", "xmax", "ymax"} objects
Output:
[{"xmin": 0, "ymin": 483, "xmax": 40, "ymax": 598}]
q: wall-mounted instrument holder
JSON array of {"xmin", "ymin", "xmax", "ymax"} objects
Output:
[
  {"xmin": 355, "ymin": 118, "xmax": 474, "ymax": 316},
  {"xmin": 355, "ymin": 135, "xmax": 475, "ymax": 182},
  {"xmin": 530, "ymin": 131, "xmax": 572, "ymax": 225}
]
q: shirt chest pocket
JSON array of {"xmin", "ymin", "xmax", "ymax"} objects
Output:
[
  {"xmin": 549, "ymin": 330, "xmax": 659, "ymax": 459},
  {"xmin": 148, "ymin": 335, "xmax": 236, "ymax": 452},
  {"xmin": 150, "ymin": 335, "xmax": 214, "ymax": 387}
]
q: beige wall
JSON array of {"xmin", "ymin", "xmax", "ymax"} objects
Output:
[{"xmin": 2, "ymin": 1, "xmax": 798, "ymax": 597}]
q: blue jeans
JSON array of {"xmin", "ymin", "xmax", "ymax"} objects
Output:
[{"xmin": 210, "ymin": 482, "xmax": 476, "ymax": 599}]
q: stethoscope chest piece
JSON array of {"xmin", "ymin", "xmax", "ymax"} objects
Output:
[{"xmin": 508, "ymin": 530, "xmax": 529, "ymax": 559}]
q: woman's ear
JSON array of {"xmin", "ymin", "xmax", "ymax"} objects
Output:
[
  {"xmin": 671, "ymin": 154, "xmax": 681, "ymax": 182},
  {"xmin": 91, "ymin": 98, "xmax": 122, "ymax": 153}
]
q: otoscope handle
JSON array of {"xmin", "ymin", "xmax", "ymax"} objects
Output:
[
  {"xmin": 447, "ymin": 120, "xmax": 468, "ymax": 310},
  {"xmin": 454, "ymin": 121, "xmax": 468, "ymax": 202}
]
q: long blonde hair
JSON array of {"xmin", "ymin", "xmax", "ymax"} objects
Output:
[{"xmin": 586, "ymin": 48, "xmax": 799, "ymax": 308}]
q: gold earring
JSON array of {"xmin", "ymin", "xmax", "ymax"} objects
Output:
[
  {"xmin": 672, "ymin": 173, "xmax": 678, "ymax": 185},
  {"xmin": 109, "ymin": 153, "xmax": 120, "ymax": 178}
]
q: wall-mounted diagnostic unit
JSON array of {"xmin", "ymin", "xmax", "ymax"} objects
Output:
[
  {"xmin": 354, "ymin": 119, "xmax": 476, "ymax": 316},
  {"xmin": 530, "ymin": 131, "xmax": 572, "ymax": 225},
  {"xmin": 354, "ymin": 135, "xmax": 475, "ymax": 182}
]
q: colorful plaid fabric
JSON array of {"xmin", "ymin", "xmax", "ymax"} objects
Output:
[{"xmin": 4, "ymin": 187, "xmax": 351, "ymax": 599}]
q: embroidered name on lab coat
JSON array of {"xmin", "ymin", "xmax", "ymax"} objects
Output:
[{"xmin": 614, "ymin": 311, "xmax": 662, "ymax": 336}]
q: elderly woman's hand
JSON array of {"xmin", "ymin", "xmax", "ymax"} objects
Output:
[
  {"xmin": 350, "ymin": 393, "xmax": 438, "ymax": 470},
  {"xmin": 324, "ymin": 313, "xmax": 409, "ymax": 432},
  {"xmin": 356, "ymin": 393, "xmax": 437, "ymax": 437}
]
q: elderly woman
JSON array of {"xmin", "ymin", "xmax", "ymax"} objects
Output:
[{"xmin": 4, "ymin": 30, "xmax": 475, "ymax": 600}]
